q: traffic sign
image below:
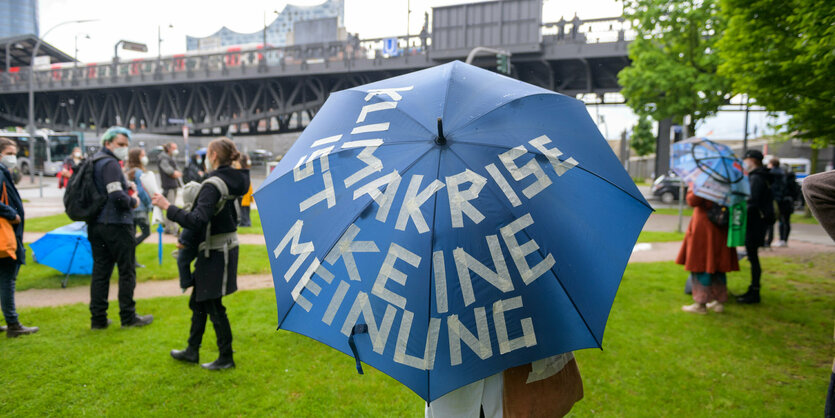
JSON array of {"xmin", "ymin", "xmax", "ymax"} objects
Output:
[{"xmin": 382, "ymin": 38, "xmax": 399, "ymax": 56}]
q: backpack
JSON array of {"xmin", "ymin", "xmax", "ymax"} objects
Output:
[
  {"xmin": 770, "ymin": 169, "xmax": 787, "ymax": 201},
  {"xmin": 63, "ymin": 155, "xmax": 109, "ymax": 222},
  {"xmin": 707, "ymin": 203, "xmax": 729, "ymax": 228}
]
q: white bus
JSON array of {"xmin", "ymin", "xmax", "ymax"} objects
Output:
[{"xmin": 0, "ymin": 131, "xmax": 82, "ymax": 176}]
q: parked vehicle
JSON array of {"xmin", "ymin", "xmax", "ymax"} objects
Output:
[
  {"xmin": 2, "ymin": 130, "xmax": 81, "ymax": 175},
  {"xmin": 652, "ymin": 173, "xmax": 688, "ymax": 203},
  {"xmin": 248, "ymin": 149, "xmax": 274, "ymax": 165}
]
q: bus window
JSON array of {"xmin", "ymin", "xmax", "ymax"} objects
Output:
[{"xmin": 49, "ymin": 135, "xmax": 78, "ymax": 162}]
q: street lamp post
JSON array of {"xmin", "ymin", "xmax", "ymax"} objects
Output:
[
  {"xmin": 28, "ymin": 19, "xmax": 97, "ymax": 182},
  {"xmin": 158, "ymin": 24, "xmax": 173, "ymax": 60},
  {"xmin": 73, "ymin": 33, "xmax": 90, "ymax": 69}
]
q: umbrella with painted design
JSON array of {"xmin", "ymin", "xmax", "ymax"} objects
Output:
[{"xmin": 254, "ymin": 61, "xmax": 651, "ymax": 401}]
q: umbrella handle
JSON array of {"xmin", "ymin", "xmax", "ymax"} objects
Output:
[
  {"xmin": 157, "ymin": 224, "xmax": 164, "ymax": 265},
  {"xmin": 348, "ymin": 324, "xmax": 368, "ymax": 375},
  {"xmin": 62, "ymin": 238, "xmax": 81, "ymax": 289}
]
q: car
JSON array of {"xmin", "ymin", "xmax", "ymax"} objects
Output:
[
  {"xmin": 248, "ymin": 149, "xmax": 274, "ymax": 165},
  {"xmin": 652, "ymin": 174, "xmax": 688, "ymax": 203},
  {"xmin": 146, "ymin": 145, "xmax": 166, "ymax": 165}
]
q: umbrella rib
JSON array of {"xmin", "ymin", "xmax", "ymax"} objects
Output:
[
  {"xmin": 450, "ymin": 141, "xmax": 653, "ymax": 211},
  {"xmin": 340, "ymin": 88, "xmax": 435, "ymax": 137},
  {"xmin": 445, "ymin": 147, "xmax": 605, "ymax": 349},
  {"xmin": 274, "ymin": 145, "xmax": 437, "ymax": 329}
]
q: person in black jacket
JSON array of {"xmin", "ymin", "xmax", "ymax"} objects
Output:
[
  {"xmin": 182, "ymin": 153, "xmax": 206, "ymax": 184},
  {"xmin": 0, "ymin": 137, "xmax": 38, "ymax": 337},
  {"xmin": 737, "ymin": 149, "xmax": 774, "ymax": 304},
  {"xmin": 152, "ymin": 137, "xmax": 249, "ymax": 370},
  {"xmin": 88, "ymin": 127, "xmax": 154, "ymax": 329},
  {"xmin": 158, "ymin": 142, "xmax": 182, "ymax": 235}
]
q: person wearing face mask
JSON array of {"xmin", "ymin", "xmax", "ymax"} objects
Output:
[
  {"xmin": 183, "ymin": 152, "xmax": 206, "ymax": 184},
  {"xmin": 88, "ymin": 127, "xmax": 153, "ymax": 330},
  {"xmin": 126, "ymin": 148, "xmax": 152, "ymax": 267},
  {"xmin": 737, "ymin": 149, "xmax": 774, "ymax": 304},
  {"xmin": 59, "ymin": 147, "xmax": 84, "ymax": 189},
  {"xmin": 0, "ymin": 137, "xmax": 38, "ymax": 337},
  {"xmin": 158, "ymin": 142, "xmax": 183, "ymax": 236},
  {"xmin": 152, "ymin": 137, "xmax": 249, "ymax": 370}
]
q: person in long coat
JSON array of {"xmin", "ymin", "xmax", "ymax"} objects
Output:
[
  {"xmin": 676, "ymin": 190, "xmax": 740, "ymax": 314},
  {"xmin": 152, "ymin": 137, "xmax": 249, "ymax": 370}
]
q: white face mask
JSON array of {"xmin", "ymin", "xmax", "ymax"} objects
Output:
[
  {"xmin": 205, "ymin": 156, "xmax": 214, "ymax": 172},
  {"xmin": 113, "ymin": 146, "xmax": 129, "ymax": 161},
  {"xmin": 140, "ymin": 156, "xmax": 149, "ymax": 166},
  {"xmin": 171, "ymin": 149, "xmax": 179, "ymax": 157},
  {"xmin": 1, "ymin": 155, "xmax": 17, "ymax": 170},
  {"xmin": 73, "ymin": 151, "xmax": 82, "ymax": 159}
]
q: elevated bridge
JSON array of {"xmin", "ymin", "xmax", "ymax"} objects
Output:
[{"xmin": 0, "ymin": 9, "xmax": 630, "ymax": 135}]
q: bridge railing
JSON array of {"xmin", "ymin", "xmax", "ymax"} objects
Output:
[{"xmin": 0, "ymin": 17, "xmax": 627, "ymax": 91}]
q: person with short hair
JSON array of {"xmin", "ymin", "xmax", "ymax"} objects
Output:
[
  {"xmin": 152, "ymin": 137, "xmax": 250, "ymax": 370},
  {"xmin": 0, "ymin": 137, "xmax": 37, "ymax": 337},
  {"xmin": 88, "ymin": 127, "xmax": 153, "ymax": 329},
  {"xmin": 158, "ymin": 142, "xmax": 182, "ymax": 235},
  {"xmin": 59, "ymin": 146, "xmax": 83, "ymax": 189},
  {"xmin": 737, "ymin": 149, "xmax": 774, "ymax": 304}
]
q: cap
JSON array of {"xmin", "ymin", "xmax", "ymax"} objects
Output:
[{"xmin": 743, "ymin": 149, "xmax": 764, "ymax": 161}]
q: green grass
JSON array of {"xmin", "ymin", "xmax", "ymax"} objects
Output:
[
  {"xmin": 636, "ymin": 230, "xmax": 685, "ymax": 242},
  {"xmin": 25, "ymin": 210, "xmax": 264, "ymax": 234},
  {"xmin": 653, "ymin": 207, "xmax": 695, "ymax": 216},
  {"xmin": 3, "ymin": 255, "xmax": 832, "ymax": 415},
  {"xmin": 17, "ymin": 243, "xmax": 271, "ymax": 291},
  {"xmin": 792, "ymin": 213, "xmax": 820, "ymax": 225}
]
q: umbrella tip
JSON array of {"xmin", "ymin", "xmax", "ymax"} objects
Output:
[{"xmin": 435, "ymin": 118, "xmax": 446, "ymax": 145}]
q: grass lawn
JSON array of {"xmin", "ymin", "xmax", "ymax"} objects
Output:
[
  {"xmin": 25, "ymin": 210, "xmax": 264, "ymax": 234},
  {"xmin": 17, "ymin": 243, "xmax": 271, "ymax": 291},
  {"xmin": 636, "ymin": 230, "xmax": 685, "ymax": 243},
  {"xmin": 3, "ymin": 255, "xmax": 832, "ymax": 416},
  {"xmin": 792, "ymin": 213, "xmax": 821, "ymax": 225},
  {"xmin": 653, "ymin": 207, "xmax": 695, "ymax": 217}
]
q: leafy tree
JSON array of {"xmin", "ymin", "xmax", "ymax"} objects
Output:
[
  {"xmin": 631, "ymin": 115, "xmax": 656, "ymax": 156},
  {"xmin": 718, "ymin": 0, "xmax": 835, "ymax": 146},
  {"xmin": 619, "ymin": 0, "xmax": 732, "ymax": 134}
]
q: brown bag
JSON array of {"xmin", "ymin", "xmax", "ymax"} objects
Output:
[
  {"xmin": 502, "ymin": 357, "xmax": 584, "ymax": 418},
  {"xmin": 0, "ymin": 183, "xmax": 18, "ymax": 260}
]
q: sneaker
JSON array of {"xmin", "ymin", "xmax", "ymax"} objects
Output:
[
  {"xmin": 681, "ymin": 303, "xmax": 707, "ymax": 315},
  {"xmin": 135, "ymin": 263, "xmax": 146, "ymax": 269},
  {"xmin": 201, "ymin": 356, "xmax": 235, "ymax": 370},
  {"xmin": 706, "ymin": 301, "xmax": 724, "ymax": 313},
  {"xmin": 775, "ymin": 240, "xmax": 788, "ymax": 248},
  {"xmin": 122, "ymin": 314, "xmax": 154, "ymax": 328},
  {"xmin": 171, "ymin": 250, "xmax": 179, "ymax": 259},
  {"xmin": 736, "ymin": 292, "xmax": 761, "ymax": 304}
]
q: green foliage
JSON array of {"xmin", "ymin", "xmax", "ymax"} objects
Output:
[
  {"xmin": 619, "ymin": 0, "xmax": 732, "ymax": 132},
  {"xmin": 631, "ymin": 115, "xmax": 656, "ymax": 156},
  {"xmin": 718, "ymin": 0, "xmax": 835, "ymax": 145}
]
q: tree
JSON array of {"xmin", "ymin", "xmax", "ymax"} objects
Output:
[
  {"xmin": 618, "ymin": 0, "xmax": 732, "ymax": 134},
  {"xmin": 718, "ymin": 0, "xmax": 835, "ymax": 147},
  {"xmin": 631, "ymin": 115, "xmax": 656, "ymax": 156}
]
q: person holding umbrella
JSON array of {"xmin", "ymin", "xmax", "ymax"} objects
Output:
[
  {"xmin": 737, "ymin": 150, "xmax": 774, "ymax": 304},
  {"xmin": 0, "ymin": 137, "xmax": 38, "ymax": 337},
  {"xmin": 152, "ymin": 137, "xmax": 250, "ymax": 370},
  {"xmin": 676, "ymin": 189, "xmax": 739, "ymax": 314}
]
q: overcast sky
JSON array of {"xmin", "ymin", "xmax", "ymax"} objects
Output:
[{"xmin": 37, "ymin": 0, "xmax": 780, "ymax": 140}]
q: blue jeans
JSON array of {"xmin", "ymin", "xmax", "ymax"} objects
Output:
[{"xmin": 0, "ymin": 259, "xmax": 21, "ymax": 325}]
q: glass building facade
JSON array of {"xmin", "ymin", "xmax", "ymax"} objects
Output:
[
  {"xmin": 0, "ymin": 0, "xmax": 39, "ymax": 38},
  {"xmin": 186, "ymin": 0, "xmax": 344, "ymax": 51}
]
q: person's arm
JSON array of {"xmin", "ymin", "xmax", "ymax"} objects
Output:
[
  {"xmin": 0, "ymin": 175, "xmax": 18, "ymax": 221},
  {"xmin": 166, "ymin": 185, "xmax": 220, "ymax": 231},
  {"xmin": 802, "ymin": 171, "xmax": 835, "ymax": 241},
  {"xmin": 102, "ymin": 159, "xmax": 135, "ymax": 210},
  {"xmin": 159, "ymin": 156, "xmax": 174, "ymax": 177},
  {"xmin": 685, "ymin": 190, "xmax": 706, "ymax": 208}
]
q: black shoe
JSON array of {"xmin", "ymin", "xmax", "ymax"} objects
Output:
[
  {"xmin": 171, "ymin": 347, "xmax": 199, "ymax": 364},
  {"xmin": 736, "ymin": 288, "xmax": 761, "ymax": 304},
  {"xmin": 91, "ymin": 319, "xmax": 113, "ymax": 330},
  {"xmin": 7, "ymin": 322, "xmax": 39, "ymax": 338},
  {"xmin": 122, "ymin": 314, "xmax": 154, "ymax": 328},
  {"xmin": 201, "ymin": 356, "xmax": 235, "ymax": 370}
]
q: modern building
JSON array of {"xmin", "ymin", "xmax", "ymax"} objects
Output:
[
  {"xmin": 0, "ymin": 0, "xmax": 39, "ymax": 38},
  {"xmin": 186, "ymin": 0, "xmax": 344, "ymax": 51}
]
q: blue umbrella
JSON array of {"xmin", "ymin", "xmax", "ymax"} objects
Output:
[
  {"xmin": 254, "ymin": 61, "xmax": 651, "ymax": 401},
  {"xmin": 30, "ymin": 221, "xmax": 93, "ymax": 288},
  {"xmin": 671, "ymin": 137, "xmax": 750, "ymax": 206}
]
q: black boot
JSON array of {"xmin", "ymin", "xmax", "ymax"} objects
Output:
[
  {"xmin": 201, "ymin": 355, "xmax": 235, "ymax": 370},
  {"xmin": 7, "ymin": 322, "xmax": 39, "ymax": 338},
  {"xmin": 736, "ymin": 287, "xmax": 761, "ymax": 304},
  {"xmin": 170, "ymin": 346, "xmax": 199, "ymax": 364}
]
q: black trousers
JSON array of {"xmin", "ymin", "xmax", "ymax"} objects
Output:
[
  {"xmin": 134, "ymin": 213, "xmax": 150, "ymax": 247},
  {"xmin": 187, "ymin": 292, "xmax": 233, "ymax": 358},
  {"xmin": 777, "ymin": 199, "xmax": 793, "ymax": 242},
  {"xmin": 745, "ymin": 241, "xmax": 761, "ymax": 290},
  {"xmin": 88, "ymin": 223, "xmax": 136, "ymax": 325}
]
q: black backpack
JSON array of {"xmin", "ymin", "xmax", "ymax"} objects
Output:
[{"xmin": 63, "ymin": 155, "xmax": 109, "ymax": 222}]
